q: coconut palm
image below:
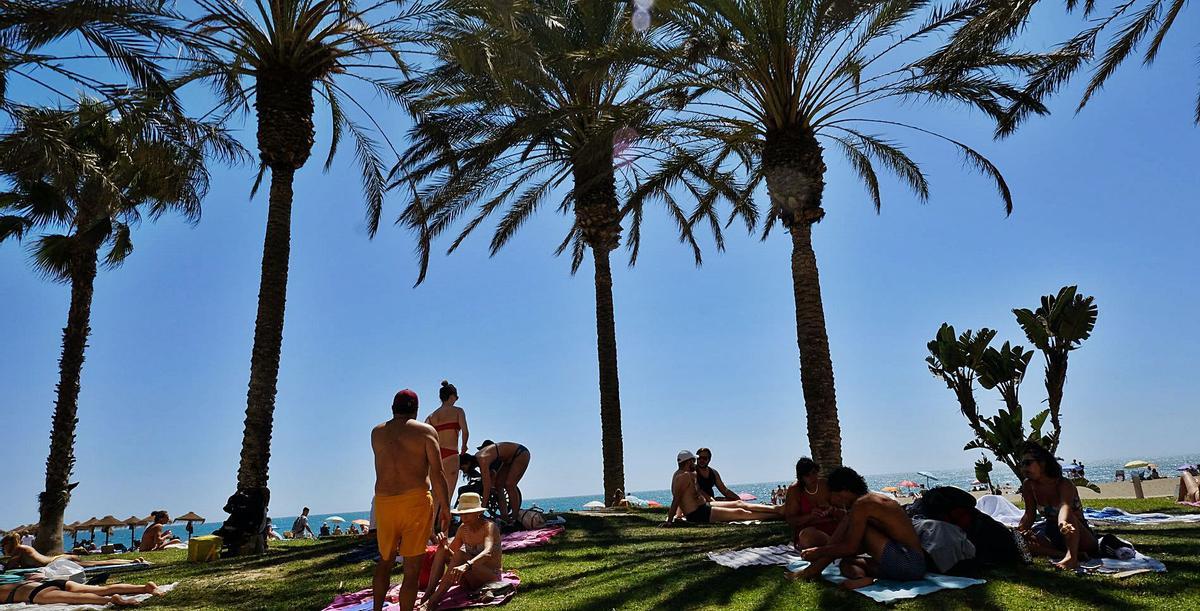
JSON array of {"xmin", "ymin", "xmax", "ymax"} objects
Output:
[
  {"xmin": 395, "ymin": 0, "xmax": 745, "ymax": 505},
  {"xmin": 177, "ymin": 0, "xmax": 435, "ymax": 547},
  {"xmin": 660, "ymin": 0, "xmax": 1047, "ymax": 470},
  {"xmin": 0, "ymin": 96, "xmax": 236, "ymax": 554}
]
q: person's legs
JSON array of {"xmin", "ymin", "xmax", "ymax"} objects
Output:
[
  {"xmin": 421, "ymin": 546, "xmax": 463, "ymax": 607},
  {"xmin": 504, "ymin": 452, "xmax": 530, "ymax": 522},
  {"xmin": 373, "ymin": 558, "xmax": 396, "ymax": 611},
  {"xmin": 796, "ymin": 527, "xmax": 830, "ymax": 549},
  {"xmin": 1054, "ymin": 517, "xmax": 1098, "ymax": 570},
  {"xmin": 397, "ymin": 552, "xmax": 424, "ymax": 611},
  {"xmin": 441, "ymin": 454, "xmax": 460, "ymax": 508},
  {"xmin": 708, "ymin": 506, "xmax": 780, "ymax": 522},
  {"xmin": 63, "ymin": 582, "xmax": 160, "ymax": 596}
]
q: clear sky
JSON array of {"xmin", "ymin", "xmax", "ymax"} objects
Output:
[{"xmin": 1, "ymin": 8, "xmax": 1197, "ymax": 527}]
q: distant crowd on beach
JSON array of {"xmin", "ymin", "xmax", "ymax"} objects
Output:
[{"xmin": 662, "ymin": 440, "xmax": 1155, "ymax": 588}]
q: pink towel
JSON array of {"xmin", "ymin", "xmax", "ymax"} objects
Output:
[
  {"xmin": 1179, "ymin": 501, "xmax": 1200, "ymax": 508},
  {"xmin": 324, "ymin": 572, "xmax": 520, "ymax": 611},
  {"xmin": 500, "ymin": 526, "xmax": 564, "ymax": 551}
]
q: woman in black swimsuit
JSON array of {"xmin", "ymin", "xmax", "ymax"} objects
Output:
[
  {"xmin": 0, "ymin": 578, "xmax": 163, "ymax": 606},
  {"xmin": 461, "ymin": 440, "xmax": 531, "ymax": 524}
]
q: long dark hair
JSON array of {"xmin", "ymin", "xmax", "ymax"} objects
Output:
[
  {"xmin": 796, "ymin": 457, "xmax": 819, "ymax": 481},
  {"xmin": 1021, "ymin": 441, "xmax": 1062, "ymax": 479}
]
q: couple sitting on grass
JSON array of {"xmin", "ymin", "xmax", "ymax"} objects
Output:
[{"xmin": 663, "ymin": 450, "xmax": 782, "ymax": 526}]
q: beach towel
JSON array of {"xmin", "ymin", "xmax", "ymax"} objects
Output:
[
  {"xmin": 786, "ymin": 560, "xmax": 985, "ymax": 603},
  {"xmin": 1080, "ymin": 552, "xmax": 1167, "ymax": 575},
  {"xmin": 1178, "ymin": 501, "xmax": 1200, "ymax": 508},
  {"xmin": 975, "ymin": 495, "xmax": 1024, "ymax": 527},
  {"xmin": 323, "ymin": 572, "xmax": 519, "ymax": 611},
  {"xmin": 707, "ymin": 545, "xmax": 803, "ymax": 569},
  {"xmin": 1083, "ymin": 507, "xmax": 1200, "ymax": 524},
  {"xmin": 0, "ymin": 582, "xmax": 176, "ymax": 611},
  {"xmin": 500, "ymin": 526, "xmax": 563, "ymax": 551}
]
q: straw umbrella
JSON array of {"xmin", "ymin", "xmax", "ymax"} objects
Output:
[
  {"xmin": 77, "ymin": 517, "xmax": 99, "ymax": 542},
  {"xmin": 93, "ymin": 516, "xmax": 124, "ymax": 546},
  {"xmin": 123, "ymin": 515, "xmax": 149, "ymax": 548},
  {"xmin": 174, "ymin": 512, "xmax": 205, "ymax": 540},
  {"xmin": 64, "ymin": 521, "xmax": 82, "ymax": 546}
]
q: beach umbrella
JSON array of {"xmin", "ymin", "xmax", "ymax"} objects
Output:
[
  {"xmin": 1125, "ymin": 460, "xmax": 1150, "ymax": 469},
  {"xmin": 93, "ymin": 516, "xmax": 124, "ymax": 545},
  {"xmin": 174, "ymin": 512, "xmax": 206, "ymax": 540},
  {"xmin": 882, "ymin": 486, "xmax": 899, "ymax": 493},
  {"xmin": 325, "ymin": 516, "xmax": 345, "ymax": 523},
  {"xmin": 123, "ymin": 515, "xmax": 149, "ymax": 548},
  {"xmin": 647, "ymin": 500, "xmax": 662, "ymax": 507},
  {"xmin": 583, "ymin": 501, "xmax": 605, "ymax": 510},
  {"xmin": 738, "ymin": 492, "xmax": 757, "ymax": 501},
  {"xmin": 65, "ymin": 521, "xmax": 83, "ymax": 545},
  {"xmin": 899, "ymin": 480, "xmax": 919, "ymax": 488},
  {"xmin": 351, "ymin": 519, "xmax": 370, "ymax": 527},
  {"xmin": 916, "ymin": 472, "xmax": 940, "ymax": 487},
  {"xmin": 77, "ymin": 517, "xmax": 99, "ymax": 541}
]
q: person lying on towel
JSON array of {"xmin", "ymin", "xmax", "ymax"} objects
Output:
[
  {"xmin": 419, "ymin": 493, "xmax": 504, "ymax": 610},
  {"xmin": 790, "ymin": 467, "xmax": 927, "ymax": 588},
  {"xmin": 1, "ymin": 533, "xmax": 146, "ymax": 569},
  {"xmin": 662, "ymin": 450, "xmax": 782, "ymax": 526},
  {"xmin": 0, "ymin": 576, "xmax": 165, "ymax": 607}
]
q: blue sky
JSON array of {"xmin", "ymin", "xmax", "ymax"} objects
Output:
[{"xmin": 1, "ymin": 7, "xmax": 1197, "ymax": 527}]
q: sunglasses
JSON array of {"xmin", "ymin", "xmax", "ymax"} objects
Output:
[{"xmin": 1021, "ymin": 459, "xmax": 1038, "ymax": 466}]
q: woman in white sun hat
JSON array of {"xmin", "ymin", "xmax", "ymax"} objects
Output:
[{"xmin": 419, "ymin": 493, "xmax": 504, "ymax": 610}]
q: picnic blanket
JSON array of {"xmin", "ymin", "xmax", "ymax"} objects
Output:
[
  {"xmin": 975, "ymin": 495, "xmax": 1024, "ymax": 527},
  {"xmin": 500, "ymin": 526, "xmax": 563, "ymax": 551},
  {"xmin": 786, "ymin": 560, "xmax": 985, "ymax": 603},
  {"xmin": 0, "ymin": 582, "xmax": 176, "ymax": 611},
  {"xmin": 1079, "ymin": 552, "xmax": 1167, "ymax": 576},
  {"xmin": 323, "ymin": 572, "xmax": 519, "ymax": 611},
  {"xmin": 706, "ymin": 545, "xmax": 803, "ymax": 569},
  {"xmin": 1084, "ymin": 507, "xmax": 1200, "ymax": 524}
]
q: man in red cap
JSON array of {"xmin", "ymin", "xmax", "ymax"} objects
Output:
[{"xmin": 371, "ymin": 389, "xmax": 451, "ymax": 611}]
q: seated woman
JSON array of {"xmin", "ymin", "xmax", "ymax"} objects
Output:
[
  {"xmin": 783, "ymin": 457, "xmax": 843, "ymax": 548},
  {"xmin": 1017, "ymin": 441, "xmax": 1098, "ymax": 570},
  {"xmin": 0, "ymin": 578, "xmax": 164, "ymax": 607},
  {"xmin": 460, "ymin": 440, "xmax": 531, "ymax": 524},
  {"xmin": 1, "ymin": 534, "xmax": 145, "ymax": 569},
  {"xmin": 139, "ymin": 511, "xmax": 178, "ymax": 552},
  {"xmin": 663, "ymin": 451, "xmax": 782, "ymax": 526},
  {"xmin": 419, "ymin": 493, "xmax": 503, "ymax": 611},
  {"xmin": 1179, "ymin": 468, "xmax": 1200, "ymax": 503}
]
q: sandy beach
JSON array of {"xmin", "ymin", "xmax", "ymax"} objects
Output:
[{"xmin": 966, "ymin": 476, "xmax": 1183, "ymax": 505}]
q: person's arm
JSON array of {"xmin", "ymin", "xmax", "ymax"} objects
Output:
[
  {"xmin": 426, "ymin": 430, "xmax": 452, "ymax": 532},
  {"xmin": 1057, "ymin": 480, "xmax": 1079, "ymax": 533},
  {"xmin": 713, "ymin": 469, "xmax": 739, "ymax": 501},
  {"xmin": 1018, "ymin": 486, "xmax": 1037, "ymax": 531},
  {"xmin": 459, "ymin": 408, "xmax": 469, "ymax": 455},
  {"xmin": 782, "ymin": 488, "xmax": 815, "ymax": 529},
  {"xmin": 23, "ymin": 545, "xmax": 53, "ymax": 567},
  {"xmin": 805, "ymin": 502, "xmax": 868, "ymax": 560},
  {"xmin": 664, "ymin": 475, "xmax": 681, "ymax": 526},
  {"xmin": 479, "ymin": 456, "xmax": 494, "ymax": 512},
  {"xmin": 465, "ymin": 523, "xmax": 500, "ymax": 571}
]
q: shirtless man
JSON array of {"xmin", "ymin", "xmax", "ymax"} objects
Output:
[
  {"xmin": 371, "ymin": 389, "xmax": 452, "ymax": 611},
  {"xmin": 663, "ymin": 450, "xmax": 780, "ymax": 526},
  {"xmin": 419, "ymin": 493, "xmax": 503, "ymax": 610},
  {"xmin": 1, "ymin": 534, "xmax": 144, "ymax": 569},
  {"xmin": 139, "ymin": 511, "xmax": 174, "ymax": 552},
  {"xmin": 792, "ymin": 467, "xmax": 926, "ymax": 588}
]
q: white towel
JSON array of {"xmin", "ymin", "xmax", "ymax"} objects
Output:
[
  {"xmin": 1082, "ymin": 553, "xmax": 1167, "ymax": 575},
  {"xmin": 707, "ymin": 545, "xmax": 802, "ymax": 569},
  {"xmin": 0, "ymin": 582, "xmax": 176, "ymax": 611},
  {"xmin": 976, "ymin": 495, "xmax": 1024, "ymax": 527}
]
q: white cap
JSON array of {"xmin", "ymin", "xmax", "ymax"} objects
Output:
[{"xmin": 677, "ymin": 449, "xmax": 696, "ymax": 463}]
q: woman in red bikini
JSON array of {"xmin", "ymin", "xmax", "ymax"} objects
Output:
[
  {"xmin": 426, "ymin": 380, "xmax": 470, "ymax": 510},
  {"xmin": 783, "ymin": 457, "xmax": 843, "ymax": 549}
]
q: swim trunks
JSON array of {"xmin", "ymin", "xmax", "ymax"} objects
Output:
[
  {"xmin": 877, "ymin": 541, "xmax": 926, "ymax": 581},
  {"xmin": 374, "ymin": 490, "xmax": 434, "ymax": 561},
  {"xmin": 685, "ymin": 504, "xmax": 713, "ymax": 524}
]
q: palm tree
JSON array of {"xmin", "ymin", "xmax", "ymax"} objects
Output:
[
  {"xmin": 178, "ymin": 0, "xmax": 434, "ymax": 548},
  {"xmin": 661, "ymin": 0, "xmax": 1046, "ymax": 470},
  {"xmin": 395, "ymin": 0, "xmax": 744, "ymax": 505},
  {"xmin": 0, "ymin": 96, "xmax": 235, "ymax": 554}
]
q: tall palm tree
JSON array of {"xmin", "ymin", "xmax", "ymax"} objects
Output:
[
  {"xmin": 0, "ymin": 96, "xmax": 236, "ymax": 554},
  {"xmin": 396, "ymin": 0, "xmax": 744, "ymax": 505},
  {"xmin": 179, "ymin": 0, "xmax": 434, "ymax": 548},
  {"xmin": 660, "ymin": 0, "xmax": 1046, "ymax": 470}
]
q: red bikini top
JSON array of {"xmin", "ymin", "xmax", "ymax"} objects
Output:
[{"xmin": 432, "ymin": 421, "xmax": 461, "ymax": 432}]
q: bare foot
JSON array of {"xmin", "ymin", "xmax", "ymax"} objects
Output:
[
  {"xmin": 110, "ymin": 595, "xmax": 141, "ymax": 607},
  {"xmin": 1053, "ymin": 555, "xmax": 1080, "ymax": 571},
  {"xmin": 840, "ymin": 577, "xmax": 876, "ymax": 590},
  {"xmin": 786, "ymin": 565, "xmax": 823, "ymax": 581},
  {"xmin": 143, "ymin": 581, "xmax": 165, "ymax": 595}
]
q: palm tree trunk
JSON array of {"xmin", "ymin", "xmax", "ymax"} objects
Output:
[
  {"xmin": 34, "ymin": 246, "xmax": 99, "ymax": 554},
  {"xmin": 592, "ymin": 246, "xmax": 625, "ymax": 505},
  {"xmin": 788, "ymin": 223, "xmax": 843, "ymax": 472}
]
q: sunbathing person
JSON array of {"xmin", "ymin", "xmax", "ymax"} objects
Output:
[
  {"xmin": 694, "ymin": 448, "xmax": 741, "ymax": 502},
  {"xmin": 1178, "ymin": 469, "xmax": 1200, "ymax": 503},
  {"xmin": 139, "ymin": 511, "xmax": 177, "ymax": 552},
  {"xmin": 1017, "ymin": 441, "xmax": 1098, "ymax": 570},
  {"xmin": 792, "ymin": 467, "xmax": 926, "ymax": 588},
  {"xmin": 0, "ymin": 577, "xmax": 164, "ymax": 607},
  {"xmin": 426, "ymin": 380, "xmax": 470, "ymax": 516},
  {"xmin": 460, "ymin": 441, "xmax": 530, "ymax": 524},
  {"xmin": 783, "ymin": 457, "xmax": 842, "ymax": 549},
  {"xmin": 663, "ymin": 451, "xmax": 781, "ymax": 526},
  {"xmin": 1, "ymin": 534, "xmax": 145, "ymax": 569},
  {"xmin": 418, "ymin": 493, "xmax": 503, "ymax": 610}
]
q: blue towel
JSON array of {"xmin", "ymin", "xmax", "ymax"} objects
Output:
[
  {"xmin": 1083, "ymin": 507, "xmax": 1200, "ymax": 524},
  {"xmin": 786, "ymin": 559, "xmax": 986, "ymax": 603}
]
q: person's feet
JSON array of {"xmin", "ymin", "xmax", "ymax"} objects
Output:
[
  {"xmin": 110, "ymin": 595, "xmax": 141, "ymax": 607},
  {"xmin": 1053, "ymin": 554, "xmax": 1080, "ymax": 571},
  {"xmin": 143, "ymin": 581, "xmax": 165, "ymax": 595},
  {"xmin": 786, "ymin": 565, "xmax": 824, "ymax": 581}
]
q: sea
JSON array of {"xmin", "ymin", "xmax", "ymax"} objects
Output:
[{"xmin": 88, "ymin": 452, "xmax": 1200, "ymax": 543}]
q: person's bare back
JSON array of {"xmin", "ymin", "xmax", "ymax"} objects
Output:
[{"xmin": 372, "ymin": 417, "xmax": 442, "ymax": 496}]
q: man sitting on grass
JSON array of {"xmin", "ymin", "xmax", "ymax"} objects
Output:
[
  {"xmin": 663, "ymin": 450, "xmax": 781, "ymax": 526},
  {"xmin": 791, "ymin": 467, "xmax": 926, "ymax": 588},
  {"xmin": 419, "ymin": 493, "xmax": 504, "ymax": 610}
]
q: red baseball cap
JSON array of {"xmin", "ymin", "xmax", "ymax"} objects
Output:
[{"xmin": 392, "ymin": 389, "xmax": 419, "ymax": 413}]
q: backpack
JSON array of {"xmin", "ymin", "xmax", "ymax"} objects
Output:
[{"xmin": 518, "ymin": 507, "xmax": 547, "ymax": 530}]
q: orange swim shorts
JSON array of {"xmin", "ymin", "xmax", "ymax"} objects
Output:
[{"xmin": 374, "ymin": 490, "xmax": 433, "ymax": 561}]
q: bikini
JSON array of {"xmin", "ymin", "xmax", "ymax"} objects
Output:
[
  {"xmin": 1030, "ymin": 484, "xmax": 1094, "ymax": 549},
  {"xmin": 485, "ymin": 444, "xmax": 529, "ymax": 474},
  {"xmin": 4, "ymin": 579, "xmax": 69, "ymax": 604},
  {"xmin": 796, "ymin": 491, "xmax": 839, "ymax": 535},
  {"xmin": 431, "ymin": 421, "xmax": 461, "ymax": 459}
]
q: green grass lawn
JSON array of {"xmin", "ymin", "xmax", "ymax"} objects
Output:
[{"xmin": 94, "ymin": 497, "xmax": 1198, "ymax": 610}]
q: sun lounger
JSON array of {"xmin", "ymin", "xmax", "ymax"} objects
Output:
[
  {"xmin": 786, "ymin": 560, "xmax": 986, "ymax": 603},
  {"xmin": 323, "ymin": 572, "xmax": 519, "ymax": 611}
]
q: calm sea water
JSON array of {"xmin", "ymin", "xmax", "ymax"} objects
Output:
[{"xmin": 92, "ymin": 452, "xmax": 1198, "ymax": 542}]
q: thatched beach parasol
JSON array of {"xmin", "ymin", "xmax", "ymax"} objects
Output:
[
  {"xmin": 77, "ymin": 517, "xmax": 100, "ymax": 541},
  {"xmin": 174, "ymin": 512, "xmax": 205, "ymax": 539},
  {"xmin": 123, "ymin": 515, "xmax": 149, "ymax": 548},
  {"xmin": 93, "ymin": 516, "xmax": 125, "ymax": 545}
]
